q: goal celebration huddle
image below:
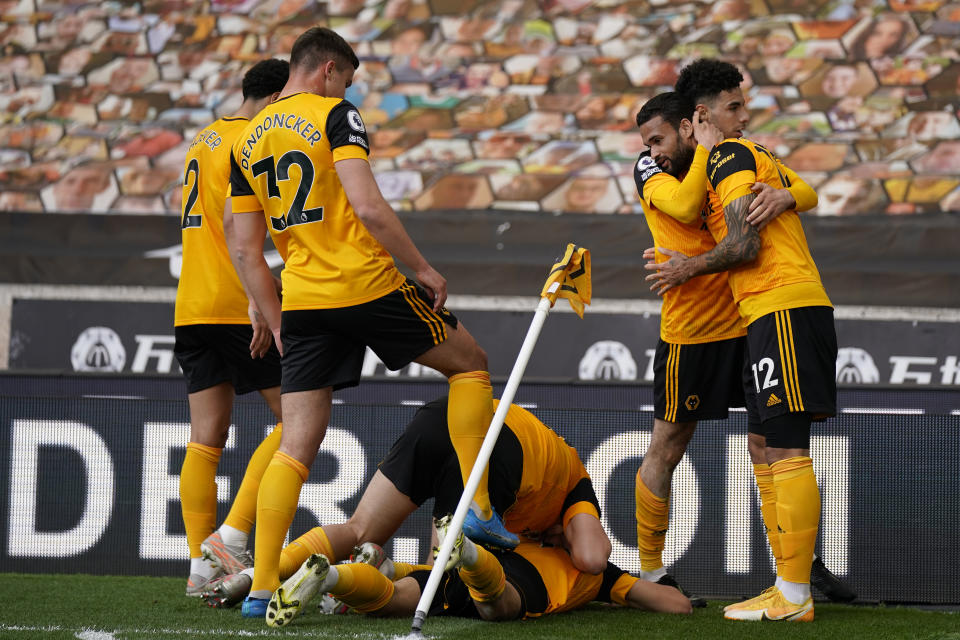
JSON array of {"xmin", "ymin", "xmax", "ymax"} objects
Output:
[{"xmin": 173, "ymin": 24, "xmax": 854, "ymax": 630}]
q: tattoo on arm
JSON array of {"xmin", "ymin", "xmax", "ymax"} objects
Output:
[{"xmin": 692, "ymin": 194, "xmax": 761, "ymax": 276}]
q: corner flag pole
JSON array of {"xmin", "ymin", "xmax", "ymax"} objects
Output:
[{"xmin": 407, "ymin": 244, "xmax": 590, "ymax": 639}]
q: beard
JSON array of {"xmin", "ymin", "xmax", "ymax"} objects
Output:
[{"xmin": 663, "ymin": 141, "xmax": 696, "ymax": 178}]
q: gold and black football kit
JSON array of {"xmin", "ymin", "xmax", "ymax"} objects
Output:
[
  {"xmin": 174, "ymin": 116, "xmax": 280, "ymax": 393},
  {"xmin": 229, "ymin": 93, "xmax": 453, "ymax": 391},
  {"xmin": 706, "ymin": 138, "xmax": 836, "ymax": 422}
]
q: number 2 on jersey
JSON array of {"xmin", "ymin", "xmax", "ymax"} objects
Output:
[
  {"xmin": 251, "ymin": 150, "xmax": 324, "ymax": 232},
  {"xmin": 181, "ymin": 158, "xmax": 202, "ymax": 229}
]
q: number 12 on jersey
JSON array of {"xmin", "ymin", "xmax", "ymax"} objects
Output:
[
  {"xmin": 751, "ymin": 357, "xmax": 779, "ymax": 393},
  {"xmin": 251, "ymin": 150, "xmax": 324, "ymax": 232}
]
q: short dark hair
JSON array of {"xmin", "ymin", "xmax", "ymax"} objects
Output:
[
  {"xmin": 290, "ymin": 26, "xmax": 360, "ymax": 72},
  {"xmin": 241, "ymin": 58, "xmax": 290, "ymax": 100},
  {"xmin": 675, "ymin": 59, "xmax": 744, "ymax": 105},
  {"xmin": 636, "ymin": 91, "xmax": 695, "ymax": 130}
]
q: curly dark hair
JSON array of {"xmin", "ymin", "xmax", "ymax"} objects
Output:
[
  {"xmin": 290, "ymin": 26, "xmax": 360, "ymax": 72},
  {"xmin": 241, "ymin": 58, "xmax": 289, "ymax": 100},
  {"xmin": 636, "ymin": 91, "xmax": 695, "ymax": 130},
  {"xmin": 675, "ymin": 59, "xmax": 743, "ymax": 105}
]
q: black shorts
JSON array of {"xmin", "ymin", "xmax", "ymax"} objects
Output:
[
  {"xmin": 409, "ymin": 550, "xmax": 549, "ymax": 618},
  {"xmin": 378, "ymin": 398, "xmax": 523, "ymax": 519},
  {"xmin": 653, "ymin": 336, "xmax": 746, "ymax": 422},
  {"xmin": 174, "ymin": 324, "xmax": 281, "ymax": 395},
  {"xmin": 280, "ymin": 279, "xmax": 458, "ymax": 393},
  {"xmin": 743, "ymin": 306, "xmax": 837, "ymax": 423},
  {"xmin": 409, "ymin": 554, "xmax": 629, "ymax": 618}
]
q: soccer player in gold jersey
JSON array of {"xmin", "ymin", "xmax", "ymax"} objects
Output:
[
  {"xmin": 648, "ymin": 59, "xmax": 841, "ymax": 622},
  {"xmin": 201, "ymin": 397, "xmax": 690, "ymax": 625},
  {"xmin": 633, "ymin": 91, "xmax": 820, "ymax": 606},
  {"xmin": 260, "ymin": 535, "xmax": 691, "ymax": 626},
  {"xmin": 173, "ymin": 58, "xmax": 289, "ymax": 597},
  {"xmin": 225, "ymin": 27, "xmax": 502, "ymax": 620}
]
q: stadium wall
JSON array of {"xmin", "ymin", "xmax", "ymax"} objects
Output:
[
  {"xmin": 4, "ymin": 293, "xmax": 960, "ymax": 388},
  {"xmin": 2, "ymin": 210, "xmax": 960, "ymax": 307},
  {"xmin": 1, "ymin": 374, "xmax": 958, "ymax": 605}
]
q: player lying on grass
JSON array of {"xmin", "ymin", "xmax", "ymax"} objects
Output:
[
  {"xmin": 202, "ymin": 396, "xmax": 692, "ymax": 622},
  {"xmin": 262, "ymin": 515, "xmax": 691, "ymax": 627}
]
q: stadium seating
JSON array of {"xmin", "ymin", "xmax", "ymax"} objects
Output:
[{"xmin": 0, "ymin": 0, "xmax": 958, "ymax": 215}]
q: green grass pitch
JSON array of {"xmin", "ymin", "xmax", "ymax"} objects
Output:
[{"xmin": 0, "ymin": 573, "xmax": 957, "ymax": 640}]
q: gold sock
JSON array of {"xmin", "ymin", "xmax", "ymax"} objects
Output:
[
  {"xmin": 223, "ymin": 422, "xmax": 282, "ymax": 533},
  {"xmin": 447, "ymin": 371, "xmax": 494, "ymax": 519},
  {"xmin": 250, "ymin": 451, "xmax": 308, "ymax": 593},
  {"xmin": 180, "ymin": 442, "xmax": 222, "ymax": 558},
  {"xmin": 459, "ymin": 544, "xmax": 506, "ymax": 602},
  {"xmin": 279, "ymin": 526, "xmax": 334, "ymax": 580},
  {"xmin": 634, "ymin": 473, "xmax": 668, "ymax": 573},
  {"xmin": 753, "ymin": 463, "xmax": 783, "ymax": 577},
  {"xmin": 331, "ymin": 563, "xmax": 395, "ymax": 613},
  {"xmin": 771, "ymin": 456, "xmax": 820, "ymax": 585},
  {"xmin": 391, "ymin": 562, "xmax": 431, "ymax": 580}
]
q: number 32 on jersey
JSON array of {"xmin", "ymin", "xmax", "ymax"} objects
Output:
[{"xmin": 250, "ymin": 150, "xmax": 324, "ymax": 232}]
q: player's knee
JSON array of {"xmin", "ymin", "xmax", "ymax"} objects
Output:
[
  {"xmin": 469, "ymin": 342, "xmax": 488, "ymax": 371},
  {"xmin": 672, "ymin": 594, "xmax": 694, "ymax": 615},
  {"xmin": 747, "ymin": 432, "xmax": 767, "ymax": 463},
  {"xmin": 662, "ymin": 442, "xmax": 687, "ymax": 469},
  {"xmin": 340, "ymin": 518, "xmax": 368, "ymax": 550},
  {"xmin": 645, "ymin": 441, "xmax": 685, "ymax": 472}
]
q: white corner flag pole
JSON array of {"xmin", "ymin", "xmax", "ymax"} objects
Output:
[{"xmin": 407, "ymin": 296, "xmax": 554, "ymax": 639}]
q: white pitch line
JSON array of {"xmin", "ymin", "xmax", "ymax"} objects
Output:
[
  {"xmin": 82, "ymin": 394, "xmax": 144, "ymax": 400},
  {"xmin": 840, "ymin": 407, "xmax": 925, "ymax": 415},
  {"xmin": 0, "ymin": 624, "xmax": 397, "ymax": 639},
  {"xmin": 76, "ymin": 631, "xmax": 116, "ymax": 640}
]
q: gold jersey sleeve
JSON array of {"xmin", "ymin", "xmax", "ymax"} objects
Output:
[
  {"xmin": 633, "ymin": 151, "xmax": 745, "ymax": 343},
  {"xmin": 229, "ymin": 93, "xmax": 405, "ymax": 310},
  {"xmin": 174, "ymin": 117, "xmax": 252, "ymax": 326},
  {"xmin": 706, "ymin": 138, "xmax": 831, "ymax": 325}
]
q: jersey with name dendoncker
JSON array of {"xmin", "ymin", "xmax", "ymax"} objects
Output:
[
  {"xmin": 706, "ymin": 138, "xmax": 831, "ymax": 325},
  {"xmin": 229, "ymin": 93, "xmax": 405, "ymax": 310},
  {"xmin": 175, "ymin": 116, "xmax": 251, "ymax": 327},
  {"xmin": 634, "ymin": 150, "xmax": 745, "ymax": 344}
]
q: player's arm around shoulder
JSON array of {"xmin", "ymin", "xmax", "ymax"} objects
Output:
[
  {"xmin": 747, "ymin": 156, "xmax": 818, "ymax": 228},
  {"xmin": 643, "ymin": 112, "xmax": 723, "ymax": 224},
  {"xmin": 643, "ymin": 140, "xmax": 760, "ymax": 295},
  {"xmin": 706, "ymin": 139, "xmax": 761, "ymax": 265},
  {"xmin": 640, "ymin": 164, "xmax": 703, "ymax": 225}
]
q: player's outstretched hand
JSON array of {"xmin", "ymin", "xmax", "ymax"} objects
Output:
[
  {"xmin": 644, "ymin": 247, "xmax": 692, "ymax": 296},
  {"xmin": 416, "ymin": 266, "xmax": 448, "ymax": 313},
  {"xmin": 747, "ymin": 182, "xmax": 795, "ymax": 229},
  {"xmin": 248, "ymin": 302, "xmax": 273, "ymax": 359},
  {"xmin": 692, "ymin": 110, "xmax": 724, "ymax": 151}
]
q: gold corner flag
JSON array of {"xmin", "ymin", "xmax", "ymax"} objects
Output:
[{"xmin": 540, "ymin": 243, "xmax": 591, "ymax": 318}]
